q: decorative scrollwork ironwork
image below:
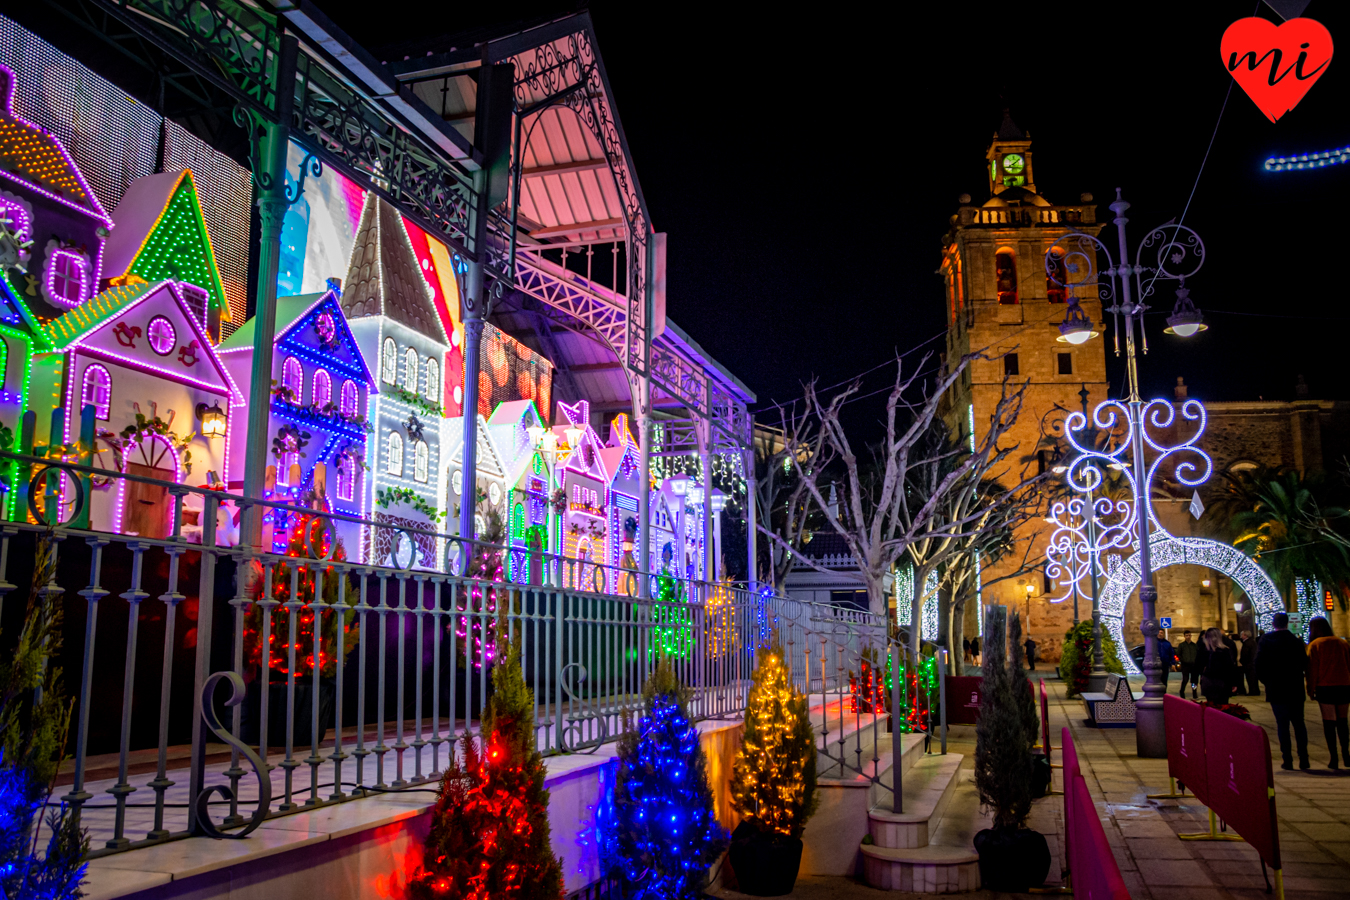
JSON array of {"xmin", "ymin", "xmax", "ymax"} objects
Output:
[
  {"xmin": 1136, "ymin": 223, "xmax": 1206, "ymax": 298},
  {"xmin": 558, "ymin": 662, "xmax": 607, "ymax": 753},
  {"xmin": 194, "ymin": 671, "xmax": 271, "ymax": 839},
  {"xmin": 285, "ymin": 153, "xmax": 322, "ymax": 206},
  {"xmin": 1045, "ymin": 230, "xmax": 1116, "ymax": 307}
]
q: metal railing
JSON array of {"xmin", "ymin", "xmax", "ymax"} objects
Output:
[{"xmin": 0, "ymin": 450, "xmax": 929, "ymax": 858}]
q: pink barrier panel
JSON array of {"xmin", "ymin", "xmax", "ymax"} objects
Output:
[
  {"xmin": 946, "ymin": 676, "xmax": 982, "ymax": 725},
  {"xmin": 1204, "ymin": 706, "xmax": 1281, "ymax": 870},
  {"xmin": 1164, "ymin": 693, "xmax": 1208, "ymax": 806},
  {"xmin": 1069, "ymin": 774, "xmax": 1131, "ymax": 900},
  {"xmin": 1062, "ymin": 728, "xmax": 1078, "ymax": 882}
]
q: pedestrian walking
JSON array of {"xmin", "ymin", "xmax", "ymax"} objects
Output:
[
  {"xmin": 1199, "ymin": 628, "xmax": 1238, "ymax": 706},
  {"xmin": 1178, "ymin": 631, "xmax": 1199, "ymax": 698},
  {"xmin": 970, "ymin": 636, "xmax": 980, "ymax": 667},
  {"xmin": 963, "ymin": 637, "xmax": 972, "ymax": 664},
  {"xmin": 1223, "ymin": 632, "xmax": 1242, "ymax": 695},
  {"xmin": 1025, "ymin": 637, "xmax": 1038, "ymax": 671},
  {"xmin": 1255, "ymin": 612, "xmax": 1310, "ymax": 770},
  {"xmin": 1155, "ymin": 634, "xmax": 1175, "ymax": 690},
  {"xmin": 1306, "ymin": 616, "xmax": 1350, "ymax": 770},
  {"xmin": 1240, "ymin": 630, "xmax": 1259, "ymax": 695}
]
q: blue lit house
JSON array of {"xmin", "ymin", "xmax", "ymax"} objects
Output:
[{"xmin": 219, "ymin": 282, "xmax": 377, "ymax": 559}]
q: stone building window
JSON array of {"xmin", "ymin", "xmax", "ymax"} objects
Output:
[
  {"xmin": 1057, "ymin": 353, "xmax": 1073, "ymax": 375},
  {"xmin": 996, "ymin": 250, "xmax": 1018, "ymax": 305},
  {"xmin": 1004, "ymin": 353, "xmax": 1020, "ymax": 377}
]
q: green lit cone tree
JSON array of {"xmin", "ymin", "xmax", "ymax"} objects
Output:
[
  {"xmin": 727, "ymin": 641, "xmax": 819, "ymax": 895},
  {"xmin": 602, "ymin": 658, "xmax": 727, "ymax": 899},
  {"xmin": 973, "ymin": 607, "xmax": 1050, "ymax": 891},
  {"xmin": 411, "ymin": 639, "xmax": 563, "ymax": 900}
]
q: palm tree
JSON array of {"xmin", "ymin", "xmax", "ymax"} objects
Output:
[{"xmin": 1225, "ymin": 468, "xmax": 1350, "ymax": 606}]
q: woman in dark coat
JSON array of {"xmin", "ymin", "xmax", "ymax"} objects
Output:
[{"xmin": 1199, "ymin": 628, "xmax": 1238, "ymax": 706}]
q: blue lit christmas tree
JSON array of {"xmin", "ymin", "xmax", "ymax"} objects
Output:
[{"xmin": 601, "ymin": 659, "xmax": 726, "ymax": 899}]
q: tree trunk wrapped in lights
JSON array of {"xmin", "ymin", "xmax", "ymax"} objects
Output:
[
  {"xmin": 458, "ymin": 510, "xmax": 506, "ymax": 670},
  {"xmin": 411, "ymin": 639, "xmax": 564, "ymax": 900},
  {"xmin": 729, "ymin": 641, "xmax": 818, "ymax": 838},
  {"xmin": 601, "ymin": 658, "xmax": 726, "ymax": 899}
]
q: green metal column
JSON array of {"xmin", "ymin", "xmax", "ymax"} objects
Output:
[{"xmin": 240, "ymin": 34, "xmax": 299, "ymax": 546}]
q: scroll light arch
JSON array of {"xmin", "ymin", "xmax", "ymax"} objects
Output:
[
  {"xmin": 1056, "ymin": 397, "xmax": 1282, "ymax": 675},
  {"xmin": 1100, "ymin": 536, "xmax": 1283, "ymax": 675}
]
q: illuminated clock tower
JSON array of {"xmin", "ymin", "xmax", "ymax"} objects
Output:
[{"xmin": 940, "ymin": 112, "xmax": 1108, "ymax": 653}]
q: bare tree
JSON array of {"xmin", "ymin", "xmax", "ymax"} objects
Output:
[
  {"xmin": 753, "ymin": 400, "xmax": 833, "ymax": 593},
  {"xmin": 770, "ymin": 350, "xmax": 1041, "ymax": 643}
]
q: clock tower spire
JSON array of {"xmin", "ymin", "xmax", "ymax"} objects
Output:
[{"xmin": 987, "ymin": 109, "xmax": 1035, "ymax": 195}]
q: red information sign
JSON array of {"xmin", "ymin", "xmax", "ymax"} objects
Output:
[
  {"xmin": 1204, "ymin": 707, "xmax": 1280, "ymax": 869},
  {"xmin": 1164, "ymin": 694, "xmax": 1209, "ymax": 806},
  {"xmin": 945, "ymin": 676, "xmax": 982, "ymax": 725}
]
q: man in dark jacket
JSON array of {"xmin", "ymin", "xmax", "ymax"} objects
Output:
[
  {"xmin": 1178, "ymin": 631, "xmax": 1199, "ymax": 698},
  {"xmin": 1255, "ymin": 612, "xmax": 1310, "ymax": 770},
  {"xmin": 1239, "ymin": 631, "xmax": 1259, "ymax": 695},
  {"xmin": 1156, "ymin": 635, "xmax": 1175, "ymax": 689}
]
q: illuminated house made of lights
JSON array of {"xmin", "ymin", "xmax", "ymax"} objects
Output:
[
  {"xmin": 32, "ymin": 280, "xmax": 240, "ymax": 536},
  {"xmin": 445, "ymin": 412, "xmax": 508, "ymax": 541},
  {"xmin": 340, "ymin": 194, "xmax": 452, "ymax": 569},
  {"xmin": 656, "ymin": 474, "xmax": 708, "ymax": 584},
  {"xmin": 486, "ymin": 399, "xmax": 554, "ymax": 582},
  {"xmin": 552, "ymin": 399, "xmax": 612, "ymax": 592},
  {"xmin": 599, "ymin": 413, "xmax": 642, "ymax": 581},
  {"xmin": 0, "ymin": 268, "xmax": 50, "ymax": 450},
  {"xmin": 100, "ymin": 169, "xmax": 232, "ymax": 343},
  {"xmin": 0, "ymin": 63, "xmax": 111, "ymax": 320},
  {"xmin": 218, "ymin": 285, "xmax": 376, "ymax": 560},
  {"xmin": 648, "ymin": 482, "xmax": 680, "ymax": 581}
]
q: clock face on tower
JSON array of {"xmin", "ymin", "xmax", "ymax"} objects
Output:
[{"xmin": 1001, "ymin": 153, "xmax": 1026, "ymax": 187}]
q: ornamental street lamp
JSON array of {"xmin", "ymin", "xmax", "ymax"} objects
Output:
[{"xmin": 1045, "ymin": 188, "xmax": 1210, "ymax": 758}]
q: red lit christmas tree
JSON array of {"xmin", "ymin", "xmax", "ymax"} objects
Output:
[
  {"xmin": 242, "ymin": 511, "xmax": 354, "ymax": 679},
  {"xmin": 411, "ymin": 639, "xmax": 564, "ymax": 900}
]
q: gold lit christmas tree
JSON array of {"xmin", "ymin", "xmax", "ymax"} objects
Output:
[{"xmin": 728, "ymin": 640, "xmax": 818, "ymax": 838}]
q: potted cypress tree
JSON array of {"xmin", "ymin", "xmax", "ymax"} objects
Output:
[
  {"xmin": 1009, "ymin": 614, "xmax": 1051, "ymax": 798},
  {"xmin": 973, "ymin": 608, "xmax": 1051, "ymax": 891},
  {"xmin": 411, "ymin": 638, "xmax": 565, "ymax": 899},
  {"xmin": 602, "ymin": 658, "xmax": 727, "ymax": 898},
  {"xmin": 727, "ymin": 640, "xmax": 819, "ymax": 895}
]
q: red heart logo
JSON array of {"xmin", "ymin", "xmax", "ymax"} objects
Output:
[{"xmin": 1221, "ymin": 17, "xmax": 1333, "ymax": 122}]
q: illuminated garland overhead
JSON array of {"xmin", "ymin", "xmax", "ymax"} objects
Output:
[{"xmin": 1264, "ymin": 144, "xmax": 1350, "ymax": 172}]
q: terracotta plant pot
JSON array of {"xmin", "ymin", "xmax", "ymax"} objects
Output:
[
  {"xmin": 974, "ymin": 826, "xmax": 1051, "ymax": 892},
  {"xmin": 728, "ymin": 822, "xmax": 803, "ymax": 896}
]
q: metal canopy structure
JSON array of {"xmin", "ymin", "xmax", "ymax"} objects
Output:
[
  {"xmin": 389, "ymin": 12, "xmax": 757, "ymax": 582},
  {"xmin": 17, "ymin": 0, "xmax": 757, "ymax": 580}
]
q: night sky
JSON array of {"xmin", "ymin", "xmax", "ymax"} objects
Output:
[{"xmin": 343, "ymin": 1, "xmax": 1350, "ymax": 419}]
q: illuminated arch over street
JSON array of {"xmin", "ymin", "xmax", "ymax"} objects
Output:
[{"xmin": 1100, "ymin": 535, "xmax": 1283, "ymax": 674}]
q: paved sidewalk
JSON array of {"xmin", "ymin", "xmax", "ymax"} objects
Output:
[
  {"xmin": 712, "ymin": 675, "xmax": 1350, "ymax": 898},
  {"xmin": 1052, "ymin": 677, "xmax": 1350, "ymax": 899}
]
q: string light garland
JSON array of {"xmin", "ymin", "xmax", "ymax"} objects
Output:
[{"xmin": 1264, "ymin": 144, "xmax": 1350, "ymax": 172}]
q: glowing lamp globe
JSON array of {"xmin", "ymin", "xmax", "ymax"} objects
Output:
[
  {"xmin": 1056, "ymin": 300, "xmax": 1098, "ymax": 344},
  {"xmin": 1164, "ymin": 285, "xmax": 1208, "ymax": 337},
  {"xmin": 526, "ymin": 424, "xmax": 544, "ymax": 446}
]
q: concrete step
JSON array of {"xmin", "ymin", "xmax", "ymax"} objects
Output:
[
  {"xmin": 859, "ymin": 844, "xmax": 981, "ymax": 893},
  {"xmin": 800, "ymin": 733, "xmax": 924, "ymax": 877},
  {"xmin": 860, "ymin": 757, "xmax": 984, "ymax": 893},
  {"xmin": 866, "ymin": 752, "xmax": 964, "ymax": 849}
]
